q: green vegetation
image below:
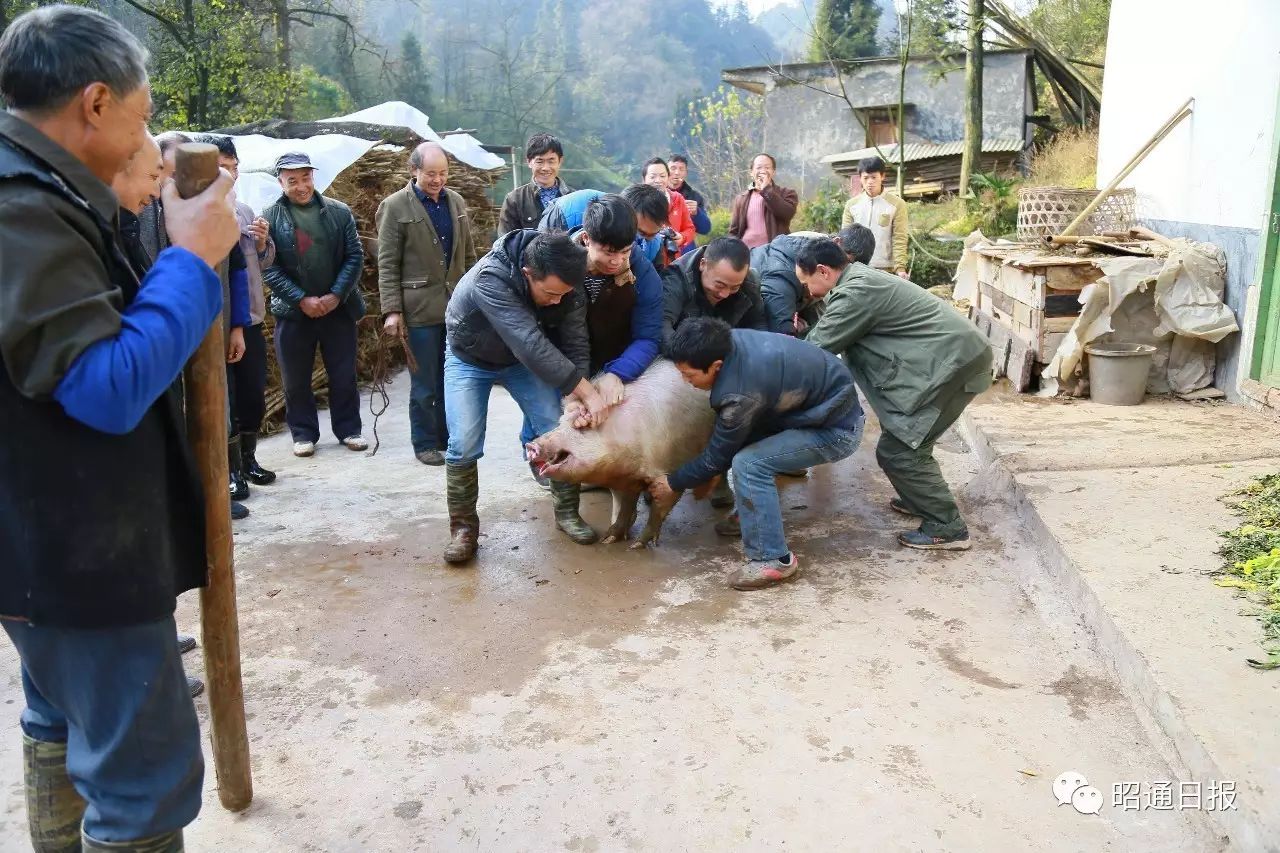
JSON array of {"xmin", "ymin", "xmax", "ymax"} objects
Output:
[
  {"xmin": 794, "ymin": 181, "xmax": 847, "ymax": 233},
  {"xmin": 1217, "ymin": 474, "xmax": 1280, "ymax": 670},
  {"xmin": 809, "ymin": 0, "xmax": 882, "ymax": 60}
]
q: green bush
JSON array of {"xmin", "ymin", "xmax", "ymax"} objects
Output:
[
  {"xmin": 965, "ymin": 172, "xmax": 1020, "ymax": 238},
  {"xmin": 705, "ymin": 206, "xmax": 731, "ymax": 242},
  {"xmin": 794, "ymin": 182, "xmax": 846, "ymax": 234},
  {"xmin": 907, "ymin": 235, "xmax": 964, "ymax": 291}
]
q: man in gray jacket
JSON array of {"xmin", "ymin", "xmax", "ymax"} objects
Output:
[
  {"xmin": 442, "ymin": 230, "xmax": 607, "ymax": 564},
  {"xmin": 377, "ymin": 142, "xmax": 475, "ymax": 466}
]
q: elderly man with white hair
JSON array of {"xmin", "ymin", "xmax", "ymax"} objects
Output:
[{"xmin": 376, "ymin": 141, "xmax": 475, "ymax": 465}]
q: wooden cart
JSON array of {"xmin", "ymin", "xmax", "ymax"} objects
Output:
[{"xmin": 967, "ymin": 246, "xmax": 1104, "ymax": 391}]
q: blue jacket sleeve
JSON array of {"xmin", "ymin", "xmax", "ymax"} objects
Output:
[
  {"xmin": 53, "ymin": 247, "xmax": 222, "ymax": 435},
  {"xmin": 601, "ymin": 248, "xmax": 662, "ymax": 383},
  {"xmin": 229, "ymin": 262, "xmax": 250, "ymax": 330},
  {"xmin": 668, "ymin": 394, "xmax": 761, "ymax": 490},
  {"xmin": 692, "ymin": 205, "xmax": 711, "ymax": 235}
]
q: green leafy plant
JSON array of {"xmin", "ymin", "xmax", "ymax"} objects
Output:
[
  {"xmin": 795, "ymin": 181, "xmax": 847, "ymax": 234},
  {"xmin": 1216, "ymin": 474, "xmax": 1280, "ymax": 669},
  {"xmin": 964, "ymin": 172, "xmax": 1020, "ymax": 238}
]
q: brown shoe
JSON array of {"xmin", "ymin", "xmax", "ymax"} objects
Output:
[{"xmin": 444, "ymin": 524, "xmax": 478, "ymax": 564}]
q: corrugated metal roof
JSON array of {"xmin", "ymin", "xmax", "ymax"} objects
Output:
[{"xmin": 822, "ymin": 138, "xmax": 1025, "ymax": 166}]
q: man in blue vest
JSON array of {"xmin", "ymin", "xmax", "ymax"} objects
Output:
[{"xmin": 0, "ymin": 7, "xmax": 241, "ymax": 849}]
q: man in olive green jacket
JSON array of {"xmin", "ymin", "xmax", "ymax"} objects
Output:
[
  {"xmin": 799, "ymin": 227, "xmax": 992, "ymax": 550},
  {"xmin": 377, "ymin": 142, "xmax": 476, "ymax": 465}
]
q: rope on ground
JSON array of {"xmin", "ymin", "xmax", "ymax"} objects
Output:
[
  {"xmin": 365, "ymin": 325, "xmax": 418, "ymax": 457},
  {"xmin": 908, "ymin": 231, "xmax": 964, "ymax": 269}
]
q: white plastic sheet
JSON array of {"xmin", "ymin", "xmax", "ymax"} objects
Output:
[
  {"xmin": 1039, "ymin": 239, "xmax": 1238, "ymax": 396},
  {"xmin": 218, "ymin": 101, "xmax": 505, "ymax": 214},
  {"xmin": 322, "ymin": 101, "xmax": 505, "ymax": 170}
]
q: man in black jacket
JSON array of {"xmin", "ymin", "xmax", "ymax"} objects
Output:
[
  {"xmin": 649, "ymin": 319, "xmax": 865, "ymax": 590},
  {"xmin": 661, "ymin": 236, "xmax": 767, "ymax": 344},
  {"xmin": 442, "ymin": 230, "xmax": 607, "ymax": 564},
  {"xmin": 753, "ymin": 231, "xmax": 833, "ymax": 337},
  {"xmin": 498, "ymin": 133, "xmax": 573, "ymax": 234},
  {"xmin": 0, "ymin": 7, "xmax": 241, "ymax": 850},
  {"xmin": 263, "ymin": 151, "xmax": 368, "ymax": 457}
]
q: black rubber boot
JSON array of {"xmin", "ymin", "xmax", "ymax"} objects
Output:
[
  {"xmin": 228, "ymin": 434, "xmax": 249, "ymax": 501},
  {"xmin": 23, "ymin": 734, "xmax": 85, "ymax": 853},
  {"xmin": 241, "ymin": 432, "xmax": 276, "ymax": 485},
  {"xmin": 551, "ymin": 481, "xmax": 597, "ymax": 545},
  {"xmin": 81, "ymin": 829, "xmax": 184, "ymax": 852},
  {"xmin": 444, "ymin": 462, "xmax": 480, "ymax": 564}
]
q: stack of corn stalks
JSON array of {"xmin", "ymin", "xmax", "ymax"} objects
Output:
[{"xmin": 255, "ymin": 142, "xmax": 506, "ymax": 435}]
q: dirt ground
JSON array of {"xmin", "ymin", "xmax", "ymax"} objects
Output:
[{"xmin": 0, "ymin": 376, "xmax": 1217, "ymax": 851}]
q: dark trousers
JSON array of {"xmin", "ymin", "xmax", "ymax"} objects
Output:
[
  {"xmin": 3, "ymin": 615, "xmax": 203, "ymax": 842},
  {"xmin": 406, "ymin": 324, "xmax": 448, "ymax": 453},
  {"xmin": 275, "ymin": 311, "xmax": 362, "ymax": 443},
  {"xmin": 876, "ymin": 367, "xmax": 991, "ymax": 538},
  {"xmin": 230, "ymin": 322, "xmax": 268, "ymax": 434}
]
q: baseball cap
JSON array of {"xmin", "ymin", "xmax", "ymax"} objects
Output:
[{"xmin": 273, "ymin": 151, "xmax": 315, "ymax": 175}]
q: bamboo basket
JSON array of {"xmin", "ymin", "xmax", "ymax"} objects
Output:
[{"xmin": 1016, "ymin": 186, "xmax": 1136, "ymax": 240}]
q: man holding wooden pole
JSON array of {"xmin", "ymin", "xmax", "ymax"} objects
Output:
[{"xmin": 0, "ymin": 7, "xmax": 241, "ymax": 851}]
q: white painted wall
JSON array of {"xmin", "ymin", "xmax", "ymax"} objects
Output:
[{"xmin": 1097, "ymin": 0, "xmax": 1280, "ymax": 231}]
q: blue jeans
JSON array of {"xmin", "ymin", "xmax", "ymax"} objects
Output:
[
  {"xmin": 733, "ymin": 417, "xmax": 865, "ymax": 561},
  {"xmin": 444, "ymin": 347, "xmax": 564, "ymax": 465},
  {"xmin": 2, "ymin": 615, "xmax": 203, "ymax": 842},
  {"xmin": 407, "ymin": 324, "xmax": 448, "ymax": 453}
]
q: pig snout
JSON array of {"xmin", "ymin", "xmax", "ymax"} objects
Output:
[{"xmin": 525, "ymin": 443, "xmax": 542, "ymax": 461}]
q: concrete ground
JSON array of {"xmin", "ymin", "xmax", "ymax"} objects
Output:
[
  {"xmin": 963, "ymin": 392, "xmax": 1280, "ymax": 853},
  {"xmin": 0, "ymin": 374, "xmax": 1217, "ymax": 851}
]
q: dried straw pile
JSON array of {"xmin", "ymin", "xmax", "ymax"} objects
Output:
[{"xmin": 259, "ymin": 146, "xmax": 506, "ymax": 434}]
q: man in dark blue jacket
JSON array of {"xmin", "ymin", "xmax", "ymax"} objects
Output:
[
  {"xmin": 525, "ymin": 193, "xmax": 665, "ymax": 494},
  {"xmin": 0, "ymin": 7, "xmax": 242, "ymax": 849},
  {"xmin": 443, "ymin": 230, "xmax": 607, "ymax": 563},
  {"xmin": 263, "ymin": 151, "xmax": 367, "ymax": 458},
  {"xmin": 650, "ymin": 318, "xmax": 865, "ymax": 590}
]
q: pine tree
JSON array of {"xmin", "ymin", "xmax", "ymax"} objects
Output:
[
  {"xmin": 397, "ymin": 32, "xmax": 432, "ymax": 114},
  {"xmin": 810, "ymin": 0, "xmax": 883, "ymax": 61}
]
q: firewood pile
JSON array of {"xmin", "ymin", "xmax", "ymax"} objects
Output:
[{"xmin": 252, "ymin": 136, "xmax": 507, "ymax": 435}]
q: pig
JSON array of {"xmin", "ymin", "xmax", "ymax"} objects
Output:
[{"xmin": 524, "ymin": 359, "xmax": 716, "ymax": 547}]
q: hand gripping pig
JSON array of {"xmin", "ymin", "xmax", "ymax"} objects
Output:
[{"xmin": 525, "ymin": 359, "xmax": 716, "ymax": 547}]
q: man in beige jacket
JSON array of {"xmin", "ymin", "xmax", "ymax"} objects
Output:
[
  {"xmin": 377, "ymin": 142, "xmax": 476, "ymax": 465},
  {"xmin": 841, "ymin": 156, "xmax": 909, "ymax": 278}
]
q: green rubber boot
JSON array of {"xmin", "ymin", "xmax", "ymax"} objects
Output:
[
  {"xmin": 444, "ymin": 462, "xmax": 480, "ymax": 564},
  {"xmin": 81, "ymin": 829, "xmax": 184, "ymax": 852},
  {"xmin": 550, "ymin": 481, "xmax": 597, "ymax": 545},
  {"xmin": 23, "ymin": 734, "xmax": 85, "ymax": 853}
]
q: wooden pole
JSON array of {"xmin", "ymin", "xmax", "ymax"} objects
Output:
[
  {"xmin": 959, "ymin": 0, "xmax": 985, "ymax": 197},
  {"xmin": 1059, "ymin": 99, "xmax": 1194, "ymax": 237},
  {"xmin": 174, "ymin": 143, "xmax": 253, "ymax": 812}
]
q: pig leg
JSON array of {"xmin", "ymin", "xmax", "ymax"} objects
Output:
[
  {"xmin": 630, "ymin": 489, "xmax": 682, "ymax": 549},
  {"xmin": 601, "ymin": 489, "xmax": 641, "ymax": 544}
]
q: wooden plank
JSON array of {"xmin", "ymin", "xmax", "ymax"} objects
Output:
[
  {"xmin": 1045, "ymin": 263, "xmax": 1104, "ymax": 291},
  {"xmin": 1043, "ymin": 316, "xmax": 1078, "ymax": 333},
  {"xmin": 1039, "ymin": 331, "xmax": 1068, "ymax": 362}
]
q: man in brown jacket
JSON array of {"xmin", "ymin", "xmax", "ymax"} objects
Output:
[
  {"xmin": 377, "ymin": 142, "xmax": 476, "ymax": 465},
  {"xmin": 728, "ymin": 153, "xmax": 799, "ymax": 249}
]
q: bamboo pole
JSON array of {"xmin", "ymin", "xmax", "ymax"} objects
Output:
[
  {"xmin": 174, "ymin": 143, "xmax": 253, "ymax": 812},
  {"xmin": 1059, "ymin": 99, "xmax": 1194, "ymax": 238}
]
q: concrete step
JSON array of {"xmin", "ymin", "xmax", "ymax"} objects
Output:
[{"xmin": 960, "ymin": 393, "xmax": 1280, "ymax": 852}]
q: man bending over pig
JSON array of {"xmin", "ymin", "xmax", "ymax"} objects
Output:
[
  {"xmin": 649, "ymin": 318, "xmax": 865, "ymax": 590},
  {"xmin": 521, "ymin": 194, "xmax": 664, "ymax": 505},
  {"xmin": 442, "ymin": 231, "xmax": 608, "ymax": 564}
]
